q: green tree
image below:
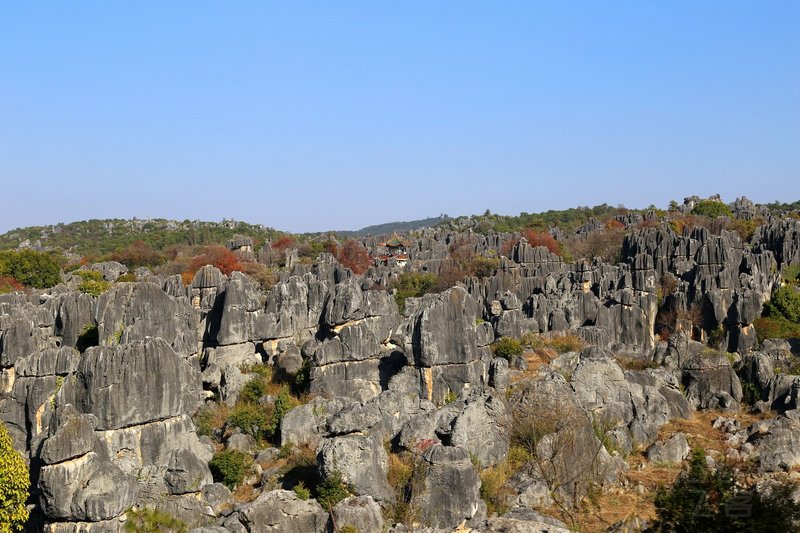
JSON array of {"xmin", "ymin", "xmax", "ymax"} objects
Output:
[
  {"xmin": 0, "ymin": 250, "xmax": 61, "ymax": 288},
  {"xmin": 650, "ymin": 448, "xmax": 800, "ymax": 532},
  {"xmin": 691, "ymin": 200, "xmax": 733, "ymax": 218},
  {"xmin": 390, "ymin": 272, "xmax": 438, "ymax": 313},
  {"xmin": 0, "ymin": 422, "xmax": 29, "ymax": 532},
  {"xmin": 208, "ymin": 449, "xmax": 251, "ymax": 490},
  {"xmin": 763, "ymin": 285, "xmax": 800, "ymax": 324}
]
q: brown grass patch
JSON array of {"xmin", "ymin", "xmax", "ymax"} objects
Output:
[{"xmin": 232, "ymin": 482, "xmax": 257, "ymax": 503}]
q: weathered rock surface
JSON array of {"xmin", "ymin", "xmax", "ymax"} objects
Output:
[
  {"xmin": 412, "ymin": 444, "xmax": 483, "ymax": 529},
  {"xmin": 236, "ymin": 490, "xmax": 328, "ymax": 533}
]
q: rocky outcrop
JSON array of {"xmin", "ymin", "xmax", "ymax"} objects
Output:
[
  {"xmin": 412, "ymin": 444, "xmax": 483, "ymax": 529},
  {"xmin": 235, "ymin": 490, "xmax": 328, "ymax": 533},
  {"xmin": 682, "ymin": 353, "xmax": 743, "ymax": 411},
  {"xmin": 317, "ymin": 434, "xmax": 394, "ymax": 502}
]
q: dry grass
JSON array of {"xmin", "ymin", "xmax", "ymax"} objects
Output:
[
  {"xmin": 554, "ymin": 409, "xmax": 775, "ymax": 532},
  {"xmin": 232, "ymin": 482, "xmax": 257, "ymax": 503}
]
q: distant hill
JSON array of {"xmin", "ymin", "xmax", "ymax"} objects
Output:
[
  {"xmin": 0, "ymin": 218, "xmax": 282, "ymax": 256},
  {"xmin": 331, "ymin": 216, "xmax": 448, "ymax": 238}
]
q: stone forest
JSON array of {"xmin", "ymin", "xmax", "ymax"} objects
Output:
[{"xmin": 2, "ymin": 195, "xmax": 800, "ymax": 532}]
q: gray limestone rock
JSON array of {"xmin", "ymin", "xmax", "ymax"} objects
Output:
[
  {"xmin": 95, "ymin": 282, "xmax": 199, "ymax": 358},
  {"xmin": 318, "ymin": 434, "xmax": 394, "ymax": 502},
  {"xmin": 481, "ymin": 507, "xmax": 571, "ymax": 533},
  {"xmin": 682, "ymin": 353, "xmax": 743, "ymax": 410},
  {"xmin": 489, "ymin": 357, "xmax": 510, "ymax": 394},
  {"xmin": 413, "ymin": 286, "xmax": 479, "ymax": 367},
  {"xmin": 39, "ymin": 451, "xmax": 137, "ymax": 522},
  {"xmin": 449, "ymin": 390, "xmax": 509, "ymax": 467},
  {"xmin": 753, "ymin": 417, "xmax": 800, "ymax": 472},
  {"xmin": 413, "ymin": 444, "xmax": 482, "ymax": 530},
  {"xmin": 215, "ymin": 272, "xmax": 268, "ymax": 345},
  {"xmin": 164, "ymin": 448, "xmax": 214, "ymax": 495},
  {"xmin": 236, "ymin": 489, "xmax": 327, "ymax": 533},
  {"xmin": 40, "ymin": 406, "xmax": 99, "ymax": 465},
  {"xmin": 275, "ymin": 345, "xmax": 303, "ymax": 377},
  {"xmin": 70, "ymin": 338, "xmax": 201, "ymax": 430},
  {"xmin": 646, "ymin": 432, "xmax": 690, "ymax": 464},
  {"xmin": 280, "ymin": 396, "xmax": 349, "ymax": 448},
  {"xmin": 331, "ymin": 495, "xmax": 384, "ymax": 533}
]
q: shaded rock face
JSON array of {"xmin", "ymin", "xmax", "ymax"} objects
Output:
[
  {"xmin": 623, "ymin": 226, "xmax": 779, "ymax": 352},
  {"xmin": 400, "ymin": 286, "xmax": 488, "ymax": 404}
]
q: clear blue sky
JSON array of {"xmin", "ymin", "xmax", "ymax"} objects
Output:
[{"xmin": 1, "ymin": 2, "xmax": 798, "ymax": 234}]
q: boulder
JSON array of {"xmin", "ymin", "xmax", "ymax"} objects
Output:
[
  {"xmin": 646, "ymin": 433, "xmax": 690, "ymax": 464},
  {"xmin": 682, "ymin": 353, "xmax": 743, "ymax": 410},
  {"xmin": 331, "ymin": 495, "xmax": 384, "ymax": 533},
  {"xmin": 236, "ymin": 490, "xmax": 327, "ymax": 533}
]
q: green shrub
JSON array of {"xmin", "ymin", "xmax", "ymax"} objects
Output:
[
  {"xmin": 652, "ymin": 448, "xmax": 800, "ymax": 531},
  {"xmin": 239, "ymin": 377, "xmax": 267, "ymax": 404},
  {"xmin": 753, "ymin": 316, "xmax": 800, "ymax": 341},
  {"xmin": 227, "ymin": 403, "xmax": 270, "ymax": 442},
  {"xmin": 76, "ymin": 271, "xmax": 111, "ymax": 296},
  {"xmin": 764, "ymin": 285, "xmax": 800, "ymax": 324},
  {"xmin": 0, "ymin": 421, "xmax": 29, "ymax": 531},
  {"xmin": 784, "ymin": 264, "xmax": 800, "ymax": 285},
  {"xmin": 491, "ymin": 337, "xmax": 523, "ymax": 360},
  {"xmin": 208, "ymin": 449, "xmax": 251, "ymax": 490},
  {"xmin": 124, "ymin": 507, "xmax": 187, "ymax": 532},
  {"xmin": 270, "ymin": 387, "xmax": 295, "ymax": 438},
  {"xmin": 0, "ymin": 249, "xmax": 62, "ymax": 288},
  {"xmin": 691, "ymin": 199, "xmax": 733, "ymax": 218},
  {"xmin": 116, "ymin": 272, "xmax": 137, "ymax": 282},
  {"xmin": 391, "ymin": 272, "xmax": 438, "ymax": 313},
  {"xmin": 316, "ymin": 469, "xmax": 350, "ymax": 510},
  {"xmin": 293, "ymin": 481, "xmax": 310, "ymax": 500},
  {"xmin": 76, "ymin": 270, "xmax": 104, "ymax": 282},
  {"xmin": 707, "ymin": 324, "xmax": 727, "ymax": 348},
  {"xmin": 278, "ymin": 442, "xmax": 293, "ymax": 459}
]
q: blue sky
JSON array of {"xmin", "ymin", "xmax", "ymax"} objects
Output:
[{"xmin": 1, "ymin": 2, "xmax": 798, "ymax": 233}]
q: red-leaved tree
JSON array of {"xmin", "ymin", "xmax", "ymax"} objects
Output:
[
  {"xmin": 338, "ymin": 239, "xmax": 372, "ymax": 275},
  {"xmin": 188, "ymin": 245, "xmax": 242, "ymax": 276},
  {"xmin": 521, "ymin": 228, "xmax": 562, "ymax": 256}
]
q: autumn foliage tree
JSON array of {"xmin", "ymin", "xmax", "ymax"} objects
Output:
[
  {"xmin": 271, "ymin": 235, "xmax": 296, "ymax": 252},
  {"xmin": 0, "ymin": 277, "xmax": 24, "ymax": 295},
  {"xmin": 188, "ymin": 245, "xmax": 243, "ymax": 276},
  {"xmin": 337, "ymin": 239, "xmax": 372, "ymax": 275},
  {"xmin": 110, "ymin": 240, "xmax": 164, "ymax": 269},
  {"xmin": 521, "ymin": 228, "xmax": 562, "ymax": 256}
]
